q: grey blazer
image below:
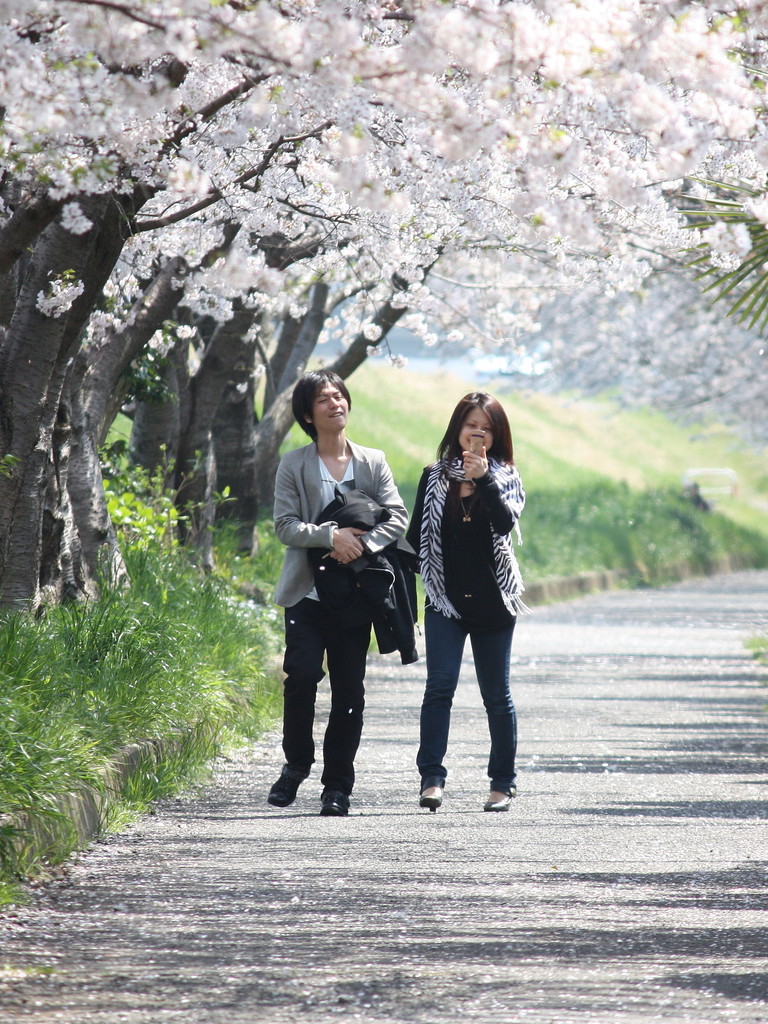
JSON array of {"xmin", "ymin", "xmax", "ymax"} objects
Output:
[{"xmin": 273, "ymin": 439, "xmax": 408, "ymax": 609}]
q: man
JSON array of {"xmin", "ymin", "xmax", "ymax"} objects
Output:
[{"xmin": 268, "ymin": 369, "xmax": 408, "ymax": 816}]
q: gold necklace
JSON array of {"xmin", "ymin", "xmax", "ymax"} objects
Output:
[{"xmin": 460, "ymin": 495, "xmax": 473, "ymax": 522}]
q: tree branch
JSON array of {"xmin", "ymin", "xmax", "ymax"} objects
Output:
[
  {"xmin": 329, "ymin": 257, "xmax": 440, "ymax": 379},
  {"xmin": 61, "ymin": 0, "xmax": 167, "ymax": 30},
  {"xmin": 135, "ymin": 121, "xmax": 332, "ymax": 233},
  {"xmin": 0, "ymin": 193, "xmax": 65, "ymax": 276}
]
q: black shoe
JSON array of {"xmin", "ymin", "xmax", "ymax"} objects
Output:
[
  {"xmin": 267, "ymin": 765, "xmax": 308, "ymax": 807},
  {"xmin": 419, "ymin": 775, "xmax": 444, "ymax": 811},
  {"xmin": 320, "ymin": 790, "xmax": 350, "ymax": 816},
  {"xmin": 483, "ymin": 785, "xmax": 517, "ymax": 812}
]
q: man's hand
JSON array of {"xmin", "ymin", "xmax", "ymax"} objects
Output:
[{"xmin": 331, "ymin": 526, "xmax": 366, "ymax": 564}]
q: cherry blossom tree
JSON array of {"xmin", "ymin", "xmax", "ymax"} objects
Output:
[{"xmin": 2, "ymin": 0, "xmax": 768, "ymax": 608}]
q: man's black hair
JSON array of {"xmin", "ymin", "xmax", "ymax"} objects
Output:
[{"xmin": 291, "ymin": 370, "xmax": 352, "ymax": 440}]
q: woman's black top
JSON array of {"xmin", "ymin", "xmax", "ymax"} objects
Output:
[{"xmin": 407, "ymin": 467, "xmax": 516, "ymax": 632}]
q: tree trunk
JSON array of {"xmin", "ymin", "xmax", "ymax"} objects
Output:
[
  {"xmin": 50, "ymin": 392, "xmax": 109, "ymax": 602},
  {"xmin": 83, "ymin": 256, "xmax": 189, "ymax": 446},
  {"xmin": 130, "ymin": 346, "xmax": 184, "ymax": 487},
  {"xmin": 0, "ymin": 216, "xmax": 101, "ymax": 607},
  {"xmin": 0, "ymin": 195, "xmax": 134, "ymax": 608},
  {"xmin": 252, "ymin": 282, "xmax": 330, "ymax": 510},
  {"xmin": 212, "ymin": 314, "xmax": 261, "ymax": 555},
  {"xmin": 253, "ymin": 388, "xmax": 300, "ymax": 510},
  {"xmin": 174, "ymin": 303, "xmax": 258, "ymax": 569},
  {"xmin": 0, "ymin": 191, "xmax": 64, "ymax": 277},
  {"xmin": 263, "ymin": 313, "xmax": 301, "ymax": 413}
]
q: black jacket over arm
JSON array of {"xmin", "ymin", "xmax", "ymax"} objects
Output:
[{"xmin": 309, "ymin": 489, "xmax": 419, "ymax": 665}]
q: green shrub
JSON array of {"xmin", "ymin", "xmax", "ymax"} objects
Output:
[
  {"xmin": 0, "ymin": 546, "xmax": 281, "ymax": 881},
  {"xmin": 519, "ymin": 482, "xmax": 768, "ymax": 584}
]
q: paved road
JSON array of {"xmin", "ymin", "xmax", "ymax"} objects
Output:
[{"xmin": 1, "ymin": 570, "xmax": 767, "ymax": 1024}]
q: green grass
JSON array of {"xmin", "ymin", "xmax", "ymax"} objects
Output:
[
  {"xmin": 345, "ymin": 363, "xmax": 768, "ymax": 518},
  {"xmin": 518, "ymin": 481, "xmax": 768, "ymax": 583},
  {"xmin": 746, "ymin": 635, "xmax": 768, "ymax": 663},
  {"xmin": 0, "ymin": 546, "xmax": 281, "ymax": 890}
]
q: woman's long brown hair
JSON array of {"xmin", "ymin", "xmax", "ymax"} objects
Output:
[{"xmin": 436, "ymin": 392, "xmax": 515, "ymax": 465}]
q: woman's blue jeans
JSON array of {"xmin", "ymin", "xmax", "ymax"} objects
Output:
[{"xmin": 417, "ymin": 607, "xmax": 517, "ymax": 792}]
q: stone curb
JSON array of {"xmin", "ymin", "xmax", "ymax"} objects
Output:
[
  {"xmin": 1, "ymin": 556, "xmax": 755, "ymax": 880},
  {"xmin": 2, "ymin": 736, "xmax": 188, "ymax": 879},
  {"xmin": 524, "ymin": 553, "xmax": 747, "ymax": 606},
  {"xmin": 2, "ymin": 656, "xmax": 285, "ymax": 882}
]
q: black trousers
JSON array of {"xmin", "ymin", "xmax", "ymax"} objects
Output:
[{"xmin": 282, "ymin": 598, "xmax": 371, "ymax": 795}]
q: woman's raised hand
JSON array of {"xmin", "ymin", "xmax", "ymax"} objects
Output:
[{"xmin": 462, "ymin": 445, "xmax": 488, "ymax": 480}]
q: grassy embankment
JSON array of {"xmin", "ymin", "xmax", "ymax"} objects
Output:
[
  {"xmin": 2, "ymin": 364, "xmax": 767, "ymax": 898},
  {"xmin": 0, "ymin": 548, "xmax": 282, "ymax": 900},
  {"xmin": 336, "ymin": 362, "xmax": 768, "ymax": 587}
]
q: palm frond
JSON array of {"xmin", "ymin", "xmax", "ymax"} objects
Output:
[{"xmin": 678, "ymin": 176, "xmax": 768, "ymax": 332}]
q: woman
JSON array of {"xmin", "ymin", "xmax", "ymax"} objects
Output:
[{"xmin": 406, "ymin": 392, "xmax": 526, "ymax": 812}]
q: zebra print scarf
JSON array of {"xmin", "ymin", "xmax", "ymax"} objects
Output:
[{"xmin": 418, "ymin": 457, "xmax": 526, "ymax": 620}]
